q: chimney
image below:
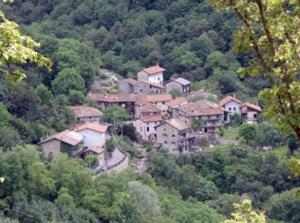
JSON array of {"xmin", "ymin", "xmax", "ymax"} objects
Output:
[{"xmin": 233, "ymin": 93, "xmax": 236, "ymax": 99}]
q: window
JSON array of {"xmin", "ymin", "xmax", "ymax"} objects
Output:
[
  {"xmin": 89, "ymin": 117, "xmax": 92, "ymax": 119},
  {"xmin": 164, "ymin": 141, "xmax": 167, "ymax": 144},
  {"xmin": 163, "ymin": 133, "xmax": 168, "ymax": 137},
  {"xmin": 229, "ymin": 107, "xmax": 232, "ymax": 111},
  {"xmin": 146, "ymin": 127, "xmax": 150, "ymax": 132},
  {"xmin": 140, "ymin": 89, "xmax": 143, "ymax": 92},
  {"xmin": 172, "ymin": 134, "xmax": 175, "ymax": 137},
  {"xmin": 171, "ymin": 142, "xmax": 176, "ymax": 145},
  {"xmin": 233, "ymin": 107, "xmax": 236, "ymax": 111},
  {"xmin": 254, "ymin": 114, "xmax": 257, "ymax": 118}
]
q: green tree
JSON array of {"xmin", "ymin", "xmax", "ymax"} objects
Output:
[
  {"xmin": 52, "ymin": 68, "xmax": 85, "ymax": 95},
  {"xmin": 35, "ymin": 84, "xmax": 54, "ymax": 104},
  {"xmin": 239, "ymin": 124, "xmax": 257, "ymax": 145},
  {"xmin": 0, "ymin": 103, "xmax": 12, "ymax": 127},
  {"xmin": 208, "ymin": 0, "xmax": 300, "ymax": 141},
  {"xmin": 0, "ymin": 126, "xmax": 22, "ymax": 149},
  {"xmin": 287, "ymin": 134, "xmax": 299, "ymax": 156},
  {"xmin": 55, "ymin": 187, "xmax": 76, "ymax": 208},
  {"xmin": 224, "ymin": 199, "xmax": 266, "ymax": 223},
  {"xmin": 0, "ymin": 0, "xmax": 51, "ymax": 81},
  {"xmin": 102, "ymin": 105, "xmax": 130, "ymax": 133}
]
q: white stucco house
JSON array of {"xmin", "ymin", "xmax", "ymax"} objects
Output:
[
  {"xmin": 137, "ymin": 65, "xmax": 166, "ymax": 85},
  {"xmin": 74, "ymin": 123, "xmax": 109, "ymax": 148},
  {"xmin": 219, "ymin": 95, "xmax": 242, "ymax": 123}
]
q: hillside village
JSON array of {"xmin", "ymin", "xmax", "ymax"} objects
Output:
[{"xmin": 40, "ymin": 65, "xmax": 262, "ymax": 173}]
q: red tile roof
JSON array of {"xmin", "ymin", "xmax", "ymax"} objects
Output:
[
  {"xmin": 74, "ymin": 123, "xmax": 108, "ymax": 133},
  {"xmin": 179, "ymin": 100, "xmax": 224, "ymax": 116},
  {"xmin": 240, "ymin": 102, "xmax": 262, "ymax": 112},
  {"xmin": 140, "ymin": 115, "xmax": 162, "ymax": 123},
  {"xmin": 84, "ymin": 146, "xmax": 105, "ymax": 154},
  {"xmin": 139, "ymin": 80, "xmax": 164, "ymax": 89},
  {"xmin": 69, "ymin": 106, "xmax": 103, "ymax": 118},
  {"xmin": 87, "ymin": 92, "xmax": 137, "ymax": 102},
  {"xmin": 139, "ymin": 103, "xmax": 161, "ymax": 113},
  {"xmin": 142, "ymin": 65, "xmax": 166, "ymax": 75},
  {"xmin": 166, "ymin": 97, "xmax": 188, "ymax": 108},
  {"xmin": 126, "ymin": 78, "xmax": 138, "ymax": 85},
  {"xmin": 219, "ymin": 95, "xmax": 242, "ymax": 107},
  {"xmin": 146, "ymin": 94, "xmax": 172, "ymax": 103},
  {"xmin": 156, "ymin": 118, "xmax": 190, "ymax": 131}
]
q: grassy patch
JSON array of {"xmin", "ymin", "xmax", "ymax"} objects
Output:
[
  {"xmin": 223, "ymin": 127, "xmax": 240, "ymax": 141},
  {"xmin": 269, "ymin": 146, "xmax": 287, "ymax": 158}
]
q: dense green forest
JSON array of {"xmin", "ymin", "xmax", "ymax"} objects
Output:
[{"xmin": 1, "ymin": 0, "xmax": 300, "ymax": 223}]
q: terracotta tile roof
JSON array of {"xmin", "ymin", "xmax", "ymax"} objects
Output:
[
  {"xmin": 240, "ymin": 102, "xmax": 262, "ymax": 112},
  {"xmin": 69, "ymin": 106, "xmax": 103, "ymax": 118},
  {"xmin": 87, "ymin": 92, "xmax": 137, "ymax": 102},
  {"xmin": 174, "ymin": 77, "xmax": 191, "ymax": 85},
  {"xmin": 179, "ymin": 100, "xmax": 224, "ymax": 116},
  {"xmin": 166, "ymin": 97, "xmax": 188, "ymax": 108},
  {"xmin": 74, "ymin": 123, "xmax": 108, "ymax": 133},
  {"xmin": 41, "ymin": 130, "xmax": 84, "ymax": 146},
  {"xmin": 125, "ymin": 78, "xmax": 138, "ymax": 85},
  {"xmin": 219, "ymin": 95, "xmax": 242, "ymax": 107},
  {"xmin": 140, "ymin": 115, "xmax": 162, "ymax": 123},
  {"xmin": 142, "ymin": 65, "xmax": 166, "ymax": 75},
  {"xmin": 146, "ymin": 94, "xmax": 172, "ymax": 103},
  {"xmin": 139, "ymin": 103, "xmax": 161, "ymax": 113},
  {"xmin": 165, "ymin": 118, "xmax": 190, "ymax": 131}
]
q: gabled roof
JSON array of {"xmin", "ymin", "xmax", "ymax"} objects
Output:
[
  {"xmin": 125, "ymin": 78, "xmax": 138, "ymax": 85},
  {"xmin": 74, "ymin": 123, "xmax": 108, "ymax": 133},
  {"xmin": 41, "ymin": 130, "xmax": 84, "ymax": 146},
  {"xmin": 146, "ymin": 94, "xmax": 172, "ymax": 103},
  {"xmin": 165, "ymin": 97, "xmax": 188, "ymax": 108},
  {"xmin": 160, "ymin": 118, "xmax": 190, "ymax": 131},
  {"xmin": 179, "ymin": 100, "xmax": 224, "ymax": 116},
  {"xmin": 140, "ymin": 115, "xmax": 162, "ymax": 123},
  {"xmin": 142, "ymin": 65, "xmax": 166, "ymax": 75},
  {"xmin": 69, "ymin": 106, "xmax": 103, "ymax": 118},
  {"xmin": 219, "ymin": 95, "xmax": 242, "ymax": 107},
  {"xmin": 240, "ymin": 102, "xmax": 262, "ymax": 112},
  {"xmin": 84, "ymin": 146, "xmax": 105, "ymax": 154},
  {"xmin": 139, "ymin": 103, "xmax": 161, "ymax": 113},
  {"xmin": 87, "ymin": 92, "xmax": 137, "ymax": 102},
  {"xmin": 173, "ymin": 77, "xmax": 191, "ymax": 85}
]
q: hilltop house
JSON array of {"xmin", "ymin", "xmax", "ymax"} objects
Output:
[
  {"xmin": 87, "ymin": 92, "xmax": 137, "ymax": 114},
  {"xmin": 137, "ymin": 65, "xmax": 166, "ymax": 85},
  {"xmin": 69, "ymin": 105, "xmax": 103, "ymax": 123},
  {"xmin": 118, "ymin": 78, "xmax": 163, "ymax": 95},
  {"xmin": 74, "ymin": 123, "xmax": 109, "ymax": 148},
  {"xmin": 178, "ymin": 100, "xmax": 224, "ymax": 135},
  {"xmin": 240, "ymin": 102, "xmax": 262, "ymax": 124},
  {"xmin": 40, "ymin": 130, "xmax": 84, "ymax": 158},
  {"xmin": 155, "ymin": 118, "xmax": 196, "ymax": 154},
  {"xmin": 166, "ymin": 78, "xmax": 191, "ymax": 95},
  {"xmin": 219, "ymin": 95, "xmax": 242, "ymax": 123}
]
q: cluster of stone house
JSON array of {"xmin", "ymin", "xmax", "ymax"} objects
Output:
[
  {"xmin": 86, "ymin": 64, "xmax": 262, "ymax": 154},
  {"xmin": 40, "ymin": 64, "xmax": 262, "ymax": 158}
]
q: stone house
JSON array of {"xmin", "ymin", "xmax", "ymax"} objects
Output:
[
  {"xmin": 178, "ymin": 100, "xmax": 224, "ymax": 135},
  {"xmin": 240, "ymin": 102, "xmax": 262, "ymax": 124},
  {"xmin": 165, "ymin": 78, "xmax": 191, "ymax": 95},
  {"xmin": 87, "ymin": 92, "xmax": 137, "ymax": 115},
  {"xmin": 69, "ymin": 105, "xmax": 103, "ymax": 123},
  {"xmin": 118, "ymin": 78, "xmax": 137, "ymax": 93},
  {"xmin": 218, "ymin": 95, "xmax": 242, "ymax": 123},
  {"xmin": 133, "ymin": 115, "xmax": 162, "ymax": 141},
  {"xmin": 40, "ymin": 130, "xmax": 84, "ymax": 158},
  {"xmin": 155, "ymin": 118, "xmax": 196, "ymax": 154},
  {"xmin": 137, "ymin": 65, "xmax": 166, "ymax": 85},
  {"xmin": 74, "ymin": 123, "xmax": 109, "ymax": 148}
]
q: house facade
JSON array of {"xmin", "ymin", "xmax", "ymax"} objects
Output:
[
  {"xmin": 218, "ymin": 95, "xmax": 242, "ymax": 123},
  {"xmin": 240, "ymin": 103, "xmax": 262, "ymax": 124},
  {"xmin": 165, "ymin": 78, "xmax": 191, "ymax": 95},
  {"xmin": 178, "ymin": 100, "xmax": 224, "ymax": 134},
  {"xmin": 40, "ymin": 130, "xmax": 84, "ymax": 158},
  {"xmin": 133, "ymin": 81, "xmax": 163, "ymax": 94},
  {"xmin": 69, "ymin": 105, "xmax": 103, "ymax": 123},
  {"xmin": 137, "ymin": 65, "xmax": 166, "ymax": 85},
  {"xmin": 133, "ymin": 115, "xmax": 162, "ymax": 141},
  {"xmin": 156, "ymin": 119, "xmax": 196, "ymax": 154}
]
